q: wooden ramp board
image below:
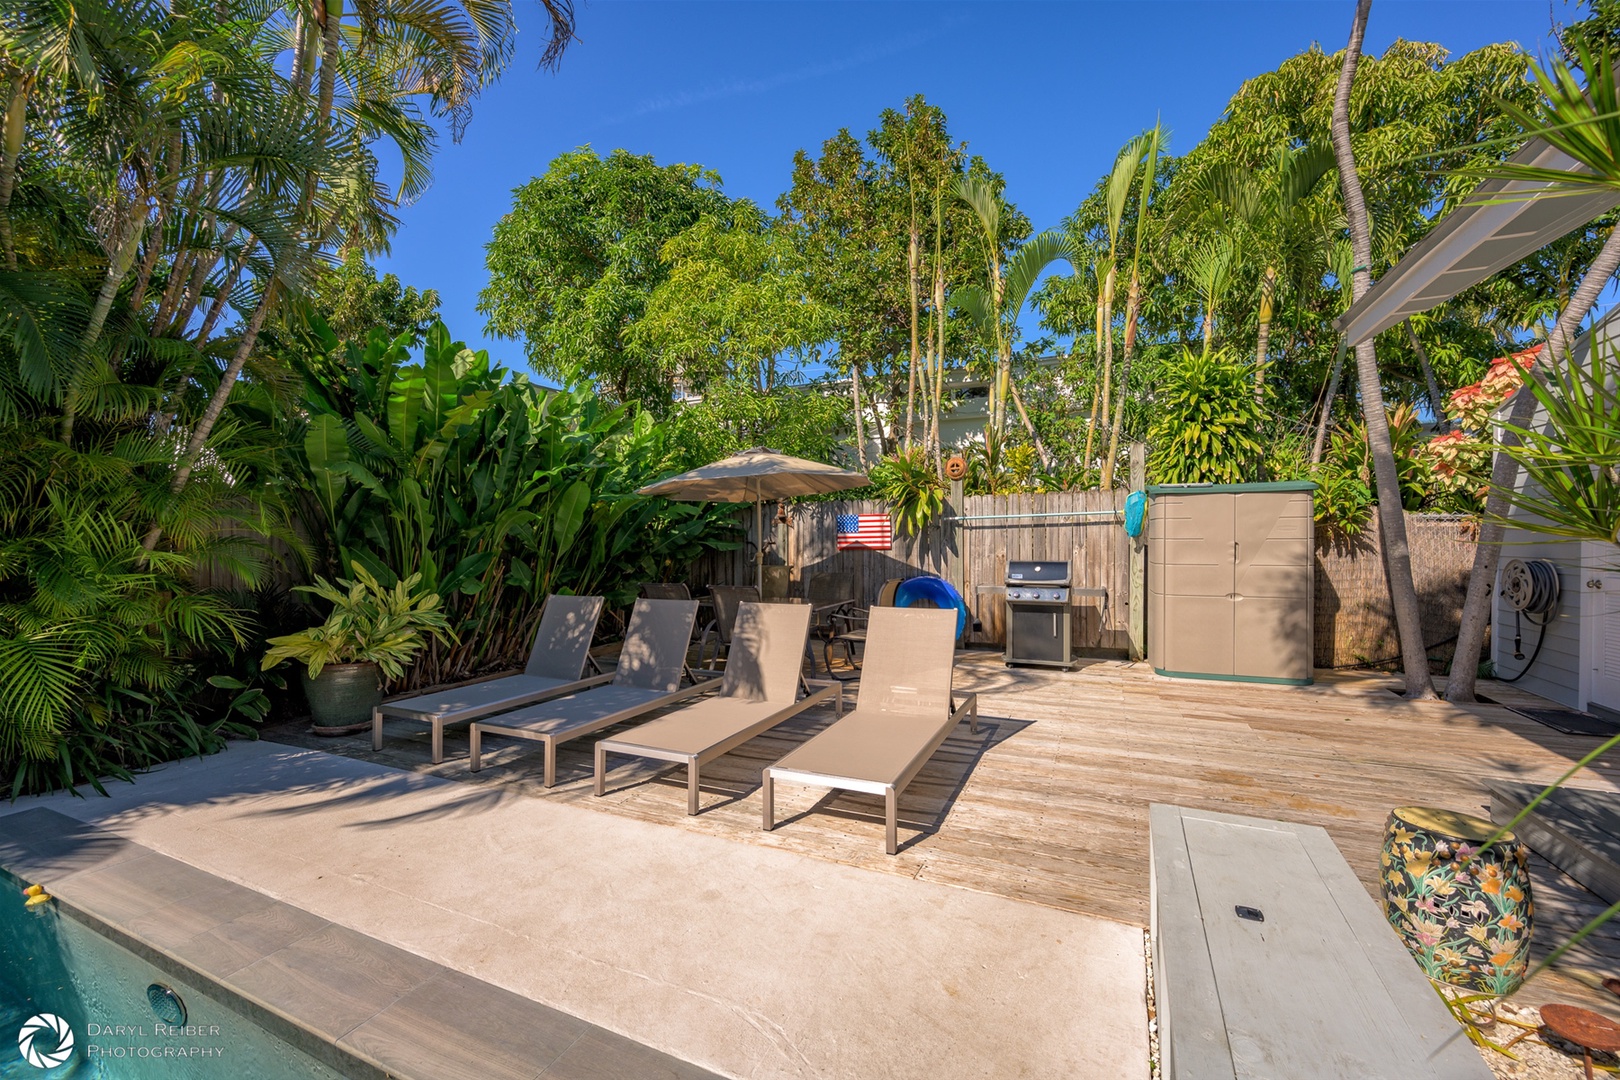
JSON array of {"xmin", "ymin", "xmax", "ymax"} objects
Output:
[
  {"xmin": 1488, "ymin": 780, "xmax": 1620, "ymax": 907},
  {"xmin": 1150, "ymin": 804, "xmax": 1490, "ymax": 1080}
]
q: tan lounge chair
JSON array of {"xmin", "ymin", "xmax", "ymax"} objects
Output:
[
  {"xmin": 468, "ymin": 598, "xmax": 704, "ymax": 786},
  {"xmin": 593, "ymin": 602, "xmax": 843, "ymax": 815},
  {"xmin": 372, "ymin": 594, "xmax": 606, "ymax": 764},
  {"xmin": 761, "ymin": 606, "xmax": 978, "ymax": 855}
]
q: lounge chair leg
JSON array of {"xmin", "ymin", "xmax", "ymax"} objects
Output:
[
  {"xmin": 885, "ymin": 787, "xmax": 898, "ymax": 856},
  {"xmin": 687, "ymin": 759, "xmax": 700, "ymax": 816},
  {"xmin": 761, "ymin": 771, "xmax": 775, "ymax": 832},
  {"xmin": 593, "ymin": 743, "xmax": 606, "ymax": 797},
  {"xmin": 431, "ymin": 721, "xmax": 444, "ymax": 765},
  {"xmin": 543, "ymin": 739, "xmax": 556, "ymax": 789},
  {"xmin": 469, "ymin": 725, "xmax": 481, "ymax": 772},
  {"xmin": 372, "ymin": 707, "xmax": 384, "ymax": 751}
]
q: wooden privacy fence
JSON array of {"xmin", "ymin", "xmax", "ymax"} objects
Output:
[
  {"xmin": 689, "ymin": 494, "xmax": 1482, "ymax": 669},
  {"xmin": 692, "ymin": 489, "xmax": 1134, "ymax": 651}
]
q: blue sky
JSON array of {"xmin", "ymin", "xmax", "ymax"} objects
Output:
[{"xmin": 376, "ymin": 0, "xmax": 1572, "ymax": 368}]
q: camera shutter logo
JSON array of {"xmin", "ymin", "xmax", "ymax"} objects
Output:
[{"xmin": 18, "ymin": 1013, "xmax": 73, "ymax": 1069}]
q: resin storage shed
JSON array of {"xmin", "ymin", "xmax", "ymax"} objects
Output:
[{"xmin": 1147, "ymin": 482, "xmax": 1315, "ymax": 685}]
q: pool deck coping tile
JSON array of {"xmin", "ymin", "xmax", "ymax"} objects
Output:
[{"xmin": 0, "ymin": 806, "xmax": 719, "ymax": 1080}]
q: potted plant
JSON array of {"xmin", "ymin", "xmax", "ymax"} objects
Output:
[{"xmin": 263, "ymin": 564, "xmax": 456, "ymax": 735}]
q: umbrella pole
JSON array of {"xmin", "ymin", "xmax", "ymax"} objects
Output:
[{"xmin": 755, "ymin": 481, "xmax": 764, "ymax": 591}]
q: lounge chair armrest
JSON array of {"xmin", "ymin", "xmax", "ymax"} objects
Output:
[
  {"xmin": 800, "ymin": 679, "xmax": 843, "ymax": 716},
  {"xmin": 666, "ymin": 677, "xmax": 724, "ymax": 703},
  {"xmin": 952, "ymin": 691, "xmax": 979, "ymax": 734},
  {"xmin": 686, "ymin": 666, "xmax": 726, "ymax": 683},
  {"xmin": 575, "ymin": 671, "xmax": 615, "ymax": 690}
]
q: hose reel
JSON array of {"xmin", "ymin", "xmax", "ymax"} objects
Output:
[{"xmin": 1498, "ymin": 557, "xmax": 1560, "ymax": 681}]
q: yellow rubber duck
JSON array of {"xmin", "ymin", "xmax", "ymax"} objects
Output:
[{"xmin": 23, "ymin": 884, "xmax": 51, "ymax": 907}]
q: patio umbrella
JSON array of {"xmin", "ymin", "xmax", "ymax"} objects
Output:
[{"xmin": 637, "ymin": 446, "xmax": 870, "ymax": 588}]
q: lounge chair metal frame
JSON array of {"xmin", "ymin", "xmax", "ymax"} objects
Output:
[
  {"xmin": 371, "ymin": 594, "xmax": 606, "ymax": 764},
  {"xmin": 761, "ymin": 693, "xmax": 976, "ymax": 854},
  {"xmin": 760, "ymin": 606, "xmax": 978, "ymax": 855},
  {"xmin": 593, "ymin": 602, "xmax": 843, "ymax": 814},
  {"xmin": 466, "ymin": 598, "xmax": 701, "ymax": 786},
  {"xmin": 593, "ymin": 680, "xmax": 842, "ymax": 815},
  {"xmin": 470, "ymin": 677, "xmax": 717, "ymax": 786}
]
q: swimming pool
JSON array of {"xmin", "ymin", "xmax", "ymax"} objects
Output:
[{"xmin": 0, "ymin": 868, "xmax": 344, "ymax": 1079}]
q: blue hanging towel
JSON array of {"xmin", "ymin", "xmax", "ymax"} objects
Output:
[
  {"xmin": 894, "ymin": 576, "xmax": 970, "ymax": 639},
  {"xmin": 1124, "ymin": 490, "xmax": 1148, "ymax": 538}
]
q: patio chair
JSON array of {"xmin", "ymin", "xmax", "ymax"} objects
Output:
[
  {"xmin": 639, "ymin": 582, "xmax": 691, "ymax": 601},
  {"xmin": 802, "ymin": 571, "xmax": 856, "ymax": 671},
  {"xmin": 593, "ymin": 602, "xmax": 843, "ymax": 815},
  {"xmin": 371, "ymin": 594, "xmax": 607, "ymax": 764},
  {"xmin": 762, "ymin": 606, "xmax": 978, "ymax": 855},
  {"xmin": 697, "ymin": 584, "xmax": 759, "ymax": 669},
  {"xmin": 822, "ymin": 577, "xmax": 903, "ymax": 678},
  {"xmin": 468, "ymin": 598, "xmax": 707, "ymax": 786}
]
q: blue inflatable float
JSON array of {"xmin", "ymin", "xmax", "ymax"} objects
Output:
[{"xmin": 894, "ymin": 576, "xmax": 970, "ymax": 639}]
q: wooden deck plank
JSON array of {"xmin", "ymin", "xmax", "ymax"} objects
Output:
[{"xmin": 268, "ymin": 651, "xmax": 1620, "ymax": 1022}]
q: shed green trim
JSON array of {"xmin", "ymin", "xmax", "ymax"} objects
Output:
[
  {"xmin": 1146, "ymin": 481, "xmax": 1318, "ymax": 496},
  {"xmin": 1153, "ymin": 667, "xmax": 1314, "ymax": 686}
]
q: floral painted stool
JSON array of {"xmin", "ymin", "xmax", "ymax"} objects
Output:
[{"xmin": 1381, "ymin": 806, "xmax": 1533, "ymax": 996}]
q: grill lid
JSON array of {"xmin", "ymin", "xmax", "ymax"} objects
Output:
[{"xmin": 1005, "ymin": 560, "xmax": 1070, "ymax": 585}]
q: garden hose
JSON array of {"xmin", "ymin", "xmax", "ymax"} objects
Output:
[{"xmin": 1496, "ymin": 558, "xmax": 1560, "ymax": 683}]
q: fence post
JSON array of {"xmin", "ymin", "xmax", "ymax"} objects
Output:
[
  {"xmin": 1128, "ymin": 442, "xmax": 1147, "ymax": 661},
  {"xmin": 947, "ymin": 477, "xmax": 964, "ymax": 598}
]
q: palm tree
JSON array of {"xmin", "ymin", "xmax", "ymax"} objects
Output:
[
  {"xmin": 1092, "ymin": 139, "xmax": 1141, "ymax": 466},
  {"xmin": 953, "ymin": 175, "xmax": 1011, "ymax": 434},
  {"xmin": 1332, "ymin": 0, "xmax": 1435, "ymax": 701},
  {"xmin": 1102, "ymin": 122, "xmax": 1166, "ymax": 488},
  {"xmin": 1198, "ymin": 144, "xmax": 1337, "ymax": 396},
  {"xmin": 952, "ymin": 228, "xmax": 1077, "ymax": 466},
  {"xmin": 1185, "ymin": 236, "xmax": 1236, "ymax": 354}
]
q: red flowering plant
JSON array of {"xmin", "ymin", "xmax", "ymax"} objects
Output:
[{"xmin": 1412, "ymin": 345, "xmax": 1544, "ymax": 515}]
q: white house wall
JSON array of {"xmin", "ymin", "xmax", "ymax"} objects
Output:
[{"xmin": 1492, "ymin": 531, "xmax": 1587, "ymax": 708}]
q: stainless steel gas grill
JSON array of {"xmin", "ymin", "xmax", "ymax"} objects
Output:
[{"xmin": 1004, "ymin": 560, "xmax": 1078, "ymax": 669}]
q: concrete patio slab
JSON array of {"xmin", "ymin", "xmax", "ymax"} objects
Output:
[{"xmin": 6, "ymin": 741, "xmax": 1149, "ymax": 1080}]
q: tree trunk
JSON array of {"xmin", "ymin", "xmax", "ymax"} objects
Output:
[
  {"xmin": 1446, "ymin": 223, "xmax": 1620, "ymax": 701},
  {"xmin": 905, "ymin": 227, "xmax": 920, "ymax": 452},
  {"xmin": 142, "ymin": 283, "xmax": 276, "ymax": 552},
  {"xmin": 1083, "ymin": 286, "xmax": 1105, "ymax": 466},
  {"xmin": 1007, "ymin": 380, "xmax": 1051, "ymax": 469},
  {"xmin": 1405, "ymin": 319, "xmax": 1447, "ymax": 431},
  {"xmin": 1202, "ymin": 301, "xmax": 1216, "ymax": 355},
  {"xmin": 849, "ymin": 358, "xmax": 869, "ymax": 470},
  {"xmin": 1311, "ymin": 336, "xmax": 1349, "ymax": 463},
  {"xmin": 933, "ymin": 243, "xmax": 947, "ymax": 473},
  {"xmin": 1255, "ymin": 266, "xmax": 1277, "ymax": 399},
  {"xmin": 1096, "ymin": 266, "xmax": 1117, "ymax": 464},
  {"xmin": 1333, "ymin": 0, "xmax": 1435, "ymax": 700},
  {"xmin": 1101, "ymin": 276, "xmax": 1142, "ymax": 488},
  {"xmin": 315, "ymin": 0, "xmax": 343, "ymax": 134},
  {"xmin": 0, "ymin": 73, "xmax": 31, "ymax": 271}
]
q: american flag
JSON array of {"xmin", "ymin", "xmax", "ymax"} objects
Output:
[{"xmin": 836, "ymin": 513, "xmax": 892, "ymax": 551}]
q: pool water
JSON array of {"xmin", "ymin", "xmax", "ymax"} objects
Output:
[{"xmin": 0, "ymin": 870, "xmax": 345, "ymax": 1079}]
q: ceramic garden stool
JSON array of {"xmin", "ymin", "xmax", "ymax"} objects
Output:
[{"xmin": 1381, "ymin": 806, "xmax": 1534, "ymax": 996}]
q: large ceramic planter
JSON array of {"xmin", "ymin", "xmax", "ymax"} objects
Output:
[
  {"xmin": 1381, "ymin": 806, "xmax": 1533, "ymax": 996},
  {"xmin": 301, "ymin": 662, "xmax": 382, "ymax": 736}
]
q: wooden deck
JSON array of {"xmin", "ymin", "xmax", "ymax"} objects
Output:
[{"xmin": 267, "ymin": 652, "xmax": 1620, "ymax": 1020}]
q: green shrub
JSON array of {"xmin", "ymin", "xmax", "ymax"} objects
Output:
[
  {"xmin": 262, "ymin": 565, "xmax": 456, "ymax": 681},
  {"xmin": 284, "ymin": 320, "xmax": 739, "ymax": 689},
  {"xmin": 1146, "ymin": 348, "xmax": 1269, "ymax": 485},
  {"xmin": 870, "ymin": 448, "xmax": 946, "ymax": 535}
]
